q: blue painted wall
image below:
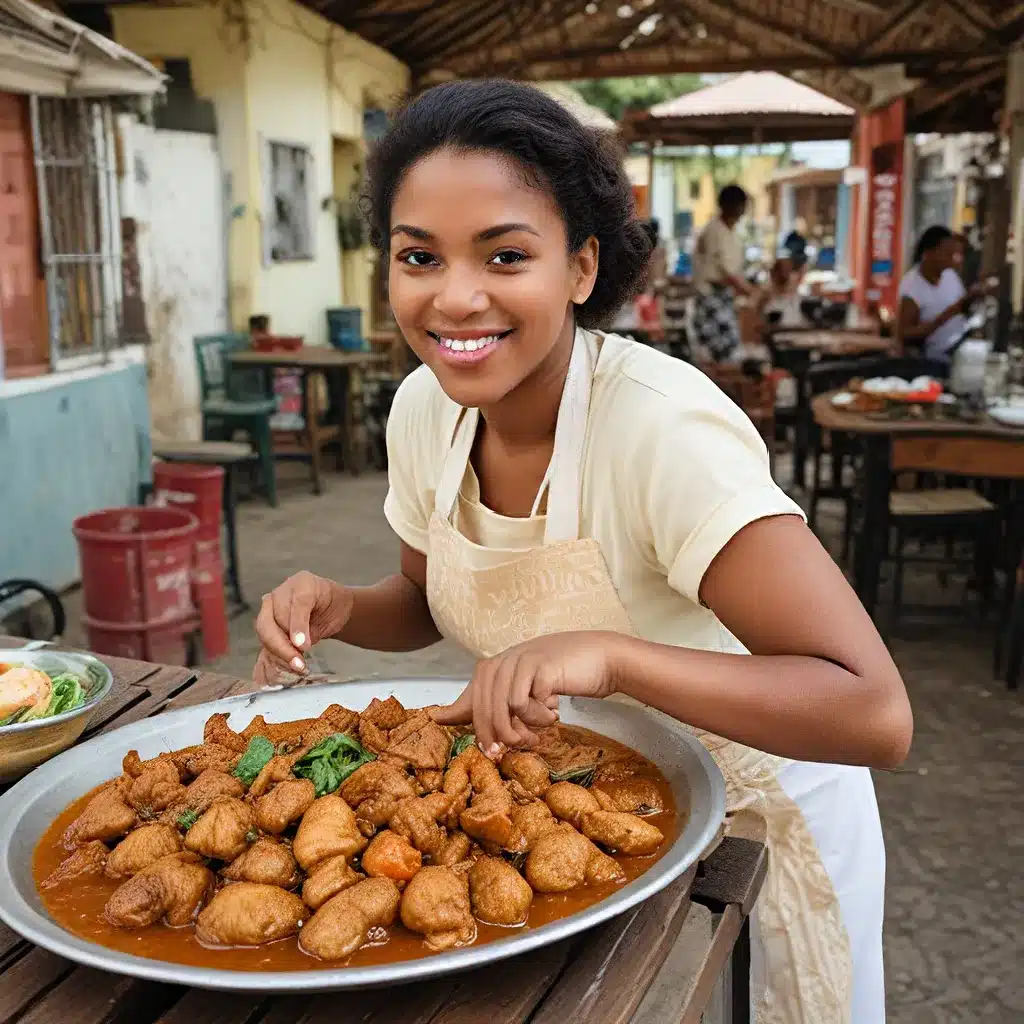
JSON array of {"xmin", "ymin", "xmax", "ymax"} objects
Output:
[{"xmin": 0, "ymin": 364, "xmax": 153, "ymax": 590}]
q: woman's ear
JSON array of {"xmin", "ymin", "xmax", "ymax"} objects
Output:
[{"xmin": 572, "ymin": 237, "xmax": 599, "ymax": 305}]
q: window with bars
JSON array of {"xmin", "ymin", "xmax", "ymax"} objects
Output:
[
  {"xmin": 265, "ymin": 140, "xmax": 314, "ymax": 262},
  {"xmin": 32, "ymin": 96, "xmax": 126, "ymax": 363}
]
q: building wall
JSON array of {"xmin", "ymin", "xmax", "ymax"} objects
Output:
[
  {"xmin": 0, "ymin": 355, "xmax": 152, "ymax": 590},
  {"xmin": 111, "ymin": 0, "xmax": 408, "ymax": 346}
]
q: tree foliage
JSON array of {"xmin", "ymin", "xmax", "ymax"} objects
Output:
[{"xmin": 570, "ymin": 75, "xmax": 705, "ymax": 121}]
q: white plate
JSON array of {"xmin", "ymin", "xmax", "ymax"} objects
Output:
[
  {"xmin": 988, "ymin": 403, "xmax": 1024, "ymax": 428},
  {"xmin": 0, "ymin": 679, "xmax": 725, "ymax": 993},
  {"xmin": 831, "ymin": 391, "xmax": 854, "ymax": 407}
]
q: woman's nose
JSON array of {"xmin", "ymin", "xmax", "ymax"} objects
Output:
[{"xmin": 432, "ymin": 270, "xmax": 489, "ymax": 320}]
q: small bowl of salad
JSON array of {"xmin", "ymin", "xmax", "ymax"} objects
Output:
[{"xmin": 0, "ymin": 647, "xmax": 113, "ymax": 781}]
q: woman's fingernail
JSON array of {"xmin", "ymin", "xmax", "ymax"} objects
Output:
[
  {"xmin": 293, "ymin": 632, "xmax": 306, "ymax": 647},
  {"xmin": 291, "ymin": 656, "xmax": 305, "ymax": 672},
  {"xmin": 487, "ymin": 743, "xmax": 501, "ymax": 759}
]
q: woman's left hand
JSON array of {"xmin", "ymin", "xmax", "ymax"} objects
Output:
[{"xmin": 432, "ymin": 631, "xmax": 622, "ymax": 756}]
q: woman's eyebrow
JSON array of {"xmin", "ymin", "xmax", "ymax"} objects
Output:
[{"xmin": 389, "ymin": 222, "xmax": 540, "ymax": 242}]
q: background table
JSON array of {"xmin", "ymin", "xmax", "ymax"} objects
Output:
[
  {"xmin": 812, "ymin": 392, "xmax": 1024, "ymax": 616},
  {"xmin": 230, "ymin": 348, "xmax": 389, "ymax": 489},
  {"xmin": 0, "ymin": 635, "xmax": 765, "ymax": 1024}
]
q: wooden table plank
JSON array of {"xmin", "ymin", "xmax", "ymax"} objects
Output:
[
  {"xmin": 155, "ymin": 990, "xmax": 267, "ymax": 1024},
  {"xmin": 690, "ymin": 836, "xmax": 769, "ymax": 917},
  {"xmin": 15, "ymin": 968, "xmax": 178, "ymax": 1024},
  {"xmin": 0, "ymin": 947, "xmax": 76, "ymax": 1023},
  {"xmin": 530, "ymin": 869, "xmax": 697, "ymax": 1024}
]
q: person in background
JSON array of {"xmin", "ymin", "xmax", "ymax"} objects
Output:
[
  {"xmin": 898, "ymin": 225, "xmax": 987, "ymax": 363},
  {"xmin": 759, "ymin": 252, "xmax": 804, "ymax": 329},
  {"xmin": 692, "ymin": 184, "xmax": 758, "ymax": 362}
]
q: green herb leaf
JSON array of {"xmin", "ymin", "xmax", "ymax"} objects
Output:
[
  {"xmin": 502, "ymin": 849, "xmax": 527, "ymax": 872},
  {"xmin": 293, "ymin": 733, "xmax": 376, "ymax": 798},
  {"xmin": 177, "ymin": 809, "xmax": 199, "ymax": 831},
  {"xmin": 232, "ymin": 736, "xmax": 276, "ymax": 786},
  {"xmin": 44, "ymin": 674, "xmax": 86, "ymax": 716},
  {"xmin": 245, "ymin": 827, "xmax": 259, "ymax": 844},
  {"xmin": 450, "ymin": 733, "xmax": 476, "ymax": 760},
  {"xmin": 549, "ymin": 764, "xmax": 596, "ymax": 789}
]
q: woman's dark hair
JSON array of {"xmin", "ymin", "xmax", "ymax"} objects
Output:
[
  {"xmin": 718, "ymin": 184, "xmax": 748, "ymax": 213},
  {"xmin": 914, "ymin": 225, "xmax": 953, "ymax": 265},
  {"xmin": 364, "ymin": 79, "xmax": 653, "ymax": 328}
]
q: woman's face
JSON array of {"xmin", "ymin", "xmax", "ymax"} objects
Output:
[
  {"xmin": 926, "ymin": 236, "xmax": 958, "ymax": 272},
  {"xmin": 388, "ymin": 149, "xmax": 598, "ymax": 410}
]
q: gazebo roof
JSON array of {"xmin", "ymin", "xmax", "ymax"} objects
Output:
[{"xmin": 623, "ymin": 71, "xmax": 854, "ymax": 146}]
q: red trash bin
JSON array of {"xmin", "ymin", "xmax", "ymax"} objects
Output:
[
  {"xmin": 152, "ymin": 462, "xmax": 230, "ymax": 661},
  {"xmin": 72, "ymin": 507, "xmax": 199, "ymax": 665}
]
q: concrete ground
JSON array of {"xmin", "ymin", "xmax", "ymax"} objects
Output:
[{"xmin": 60, "ymin": 461, "xmax": 1024, "ymax": 1021}]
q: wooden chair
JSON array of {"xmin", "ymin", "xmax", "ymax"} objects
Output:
[
  {"xmin": 885, "ymin": 435, "xmax": 1023, "ymax": 648},
  {"xmin": 193, "ymin": 333, "xmax": 279, "ymax": 507}
]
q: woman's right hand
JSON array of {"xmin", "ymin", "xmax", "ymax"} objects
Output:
[{"xmin": 254, "ymin": 571, "xmax": 354, "ymax": 685}]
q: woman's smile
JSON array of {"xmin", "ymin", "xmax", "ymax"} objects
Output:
[{"xmin": 426, "ymin": 328, "xmax": 515, "ymax": 365}]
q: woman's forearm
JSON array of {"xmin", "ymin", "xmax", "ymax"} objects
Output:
[
  {"xmin": 331, "ymin": 574, "xmax": 442, "ymax": 652},
  {"xmin": 608, "ymin": 633, "xmax": 912, "ymax": 769}
]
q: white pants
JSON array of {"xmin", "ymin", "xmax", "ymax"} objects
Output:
[{"xmin": 750, "ymin": 762, "xmax": 887, "ymax": 1023}]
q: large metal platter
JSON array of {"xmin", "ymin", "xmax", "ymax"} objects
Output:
[{"xmin": 0, "ymin": 679, "xmax": 725, "ymax": 993}]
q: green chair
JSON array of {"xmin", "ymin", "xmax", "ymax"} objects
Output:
[{"xmin": 194, "ymin": 333, "xmax": 279, "ymax": 507}]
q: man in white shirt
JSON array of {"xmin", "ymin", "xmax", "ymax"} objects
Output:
[{"xmin": 691, "ymin": 184, "xmax": 757, "ymax": 362}]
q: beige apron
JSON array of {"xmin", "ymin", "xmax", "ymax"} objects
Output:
[{"xmin": 425, "ymin": 331, "xmax": 855, "ymax": 1023}]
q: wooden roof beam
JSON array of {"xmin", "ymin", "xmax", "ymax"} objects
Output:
[
  {"xmin": 910, "ymin": 61, "xmax": 1004, "ymax": 114},
  {"xmin": 856, "ymin": 0, "xmax": 932, "ymax": 56},
  {"xmin": 696, "ymin": 0, "xmax": 845, "ymax": 62}
]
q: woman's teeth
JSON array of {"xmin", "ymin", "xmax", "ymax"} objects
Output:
[{"xmin": 437, "ymin": 334, "xmax": 502, "ymax": 352}]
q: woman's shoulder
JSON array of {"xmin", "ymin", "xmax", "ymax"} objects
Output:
[
  {"xmin": 594, "ymin": 334, "xmax": 748, "ymax": 430},
  {"xmin": 387, "ymin": 364, "xmax": 461, "ymax": 466}
]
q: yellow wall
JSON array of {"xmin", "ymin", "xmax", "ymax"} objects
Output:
[
  {"xmin": 672, "ymin": 153, "xmax": 782, "ymax": 230},
  {"xmin": 111, "ymin": 0, "xmax": 408, "ymax": 345}
]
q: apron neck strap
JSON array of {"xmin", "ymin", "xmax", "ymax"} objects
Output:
[{"xmin": 432, "ymin": 328, "xmax": 597, "ymax": 543}]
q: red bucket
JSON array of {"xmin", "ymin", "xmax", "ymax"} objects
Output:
[
  {"xmin": 153, "ymin": 462, "xmax": 224, "ymax": 543},
  {"xmin": 72, "ymin": 507, "xmax": 198, "ymax": 627},
  {"xmin": 82, "ymin": 614, "xmax": 199, "ymax": 666},
  {"xmin": 193, "ymin": 538, "xmax": 229, "ymax": 661}
]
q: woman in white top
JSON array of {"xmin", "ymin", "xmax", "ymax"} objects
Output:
[
  {"xmin": 691, "ymin": 185, "xmax": 758, "ymax": 361},
  {"xmin": 898, "ymin": 225, "xmax": 980, "ymax": 362},
  {"xmin": 255, "ymin": 81, "xmax": 911, "ymax": 1023}
]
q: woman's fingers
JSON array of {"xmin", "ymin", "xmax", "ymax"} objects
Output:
[
  {"xmin": 489, "ymin": 657, "xmax": 524, "ymax": 748},
  {"xmin": 430, "ymin": 682, "xmax": 475, "ymax": 726},
  {"xmin": 255, "ymin": 593, "xmax": 302, "ymax": 669}
]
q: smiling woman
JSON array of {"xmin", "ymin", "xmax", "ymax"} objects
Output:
[{"xmin": 253, "ymin": 80, "xmax": 911, "ymax": 1023}]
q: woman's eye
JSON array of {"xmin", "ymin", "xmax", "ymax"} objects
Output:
[
  {"xmin": 399, "ymin": 250, "xmax": 437, "ymax": 268},
  {"xmin": 490, "ymin": 250, "xmax": 527, "ymax": 267}
]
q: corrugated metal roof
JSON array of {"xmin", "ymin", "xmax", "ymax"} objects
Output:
[
  {"xmin": 0, "ymin": 0, "xmax": 164, "ymax": 96},
  {"xmin": 649, "ymin": 72, "xmax": 853, "ymax": 119}
]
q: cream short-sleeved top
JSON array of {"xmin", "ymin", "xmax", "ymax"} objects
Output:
[
  {"xmin": 693, "ymin": 216, "xmax": 744, "ymax": 294},
  {"xmin": 384, "ymin": 332, "xmax": 805, "ymax": 654}
]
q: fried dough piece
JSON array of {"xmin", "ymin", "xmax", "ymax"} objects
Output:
[
  {"xmin": 105, "ymin": 852, "xmax": 212, "ymax": 928},
  {"xmin": 339, "ymin": 761, "xmax": 418, "ymax": 831},
  {"xmin": 196, "ymin": 883, "xmax": 307, "ymax": 947},
  {"xmin": 500, "ymin": 751, "xmax": 551, "ymax": 797},
  {"xmin": 510, "ymin": 800, "xmax": 559, "ymax": 850},
  {"xmin": 459, "ymin": 785, "xmax": 519, "ymax": 850},
  {"xmin": 254, "ymin": 777, "xmax": 315, "ymax": 834},
  {"xmin": 63, "ymin": 784, "xmax": 138, "ymax": 849},
  {"xmin": 293, "ymin": 795, "xmax": 367, "ymax": 871},
  {"xmin": 247, "ymin": 755, "xmax": 295, "ymax": 800},
  {"xmin": 41, "ymin": 841, "xmax": 108, "ymax": 890},
  {"xmin": 361, "ymin": 830, "xmax": 421, "ymax": 883},
  {"xmin": 184, "ymin": 798, "xmax": 255, "ymax": 861},
  {"xmin": 106, "ymin": 824, "xmax": 182, "ymax": 879},
  {"xmin": 435, "ymin": 831, "xmax": 474, "ymax": 868},
  {"xmin": 544, "ymin": 781, "xmax": 601, "ymax": 829},
  {"xmin": 222, "ymin": 838, "xmax": 301, "ymax": 888},
  {"xmin": 469, "ymin": 856, "xmax": 533, "ymax": 926},
  {"xmin": 525, "ymin": 823, "xmax": 626, "ymax": 893},
  {"xmin": 400, "ymin": 866, "xmax": 476, "ymax": 952},
  {"xmin": 591, "ymin": 777, "xmax": 664, "ymax": 815},
  {"xmin": 581, "ymin": 811, "xmax": 664, "ymax": 856},
  {"xmin": 127, "ymin": 760, "xmax": 186, "ymax": 815},
  {"xmin": 387, "ymin": 792, "xmax": 449, "ymax": 859},
  {"xmin": 299, "ymin": 877, "xmax": 401, "ymax": 961},
  {"xmin": 301, "ymin": 854, "xmax": 364, "ymax": 911},
  {"xmin": 384, "ymin": 712, "xmax": 451, "ymax": 771},
  {"xmin": 203, "ymin": 712, "xmax": 249, "ymax": 753}
]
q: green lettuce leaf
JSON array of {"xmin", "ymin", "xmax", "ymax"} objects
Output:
[
  {"xmin": 16, "ymin": 673, "xmax": 86, "ymax": 724},
  {"xmin": 293, "ymin": 733, "xmax": 375, "ymax": 797},
  {"xmin": 232, "ymin": 735, "xmax": 276, "ymax": 785},
  {"xmin": 450, "ymin": 733, "xmax": 476, "ymax": 760}
]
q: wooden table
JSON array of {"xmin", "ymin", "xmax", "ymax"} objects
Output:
[
  {"xmin": 230, "ymin": 348, "xmax": 390, "ymax": 488},
  {"xmin": 0, "ymin": 635, "xmax": 766, "ymax": 1024},
  {"xmin": 771, "ymin": 330, "xmax": 895, "ymax": 491},
  {"xmin": 812, "ymin": 392, "xmax": 1024, "ymax": 617}
]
